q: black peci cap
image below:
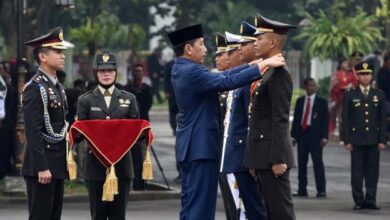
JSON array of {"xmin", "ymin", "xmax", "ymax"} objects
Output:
[{"xmin": 168, "ymin": 24, "xmax": 203, "ymax": 46}]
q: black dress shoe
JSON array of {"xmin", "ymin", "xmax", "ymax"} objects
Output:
[
  {"xmin": 364, "ymin": 204, "xmax": 381, "ymax": 210},
  {"xmin": 316, "ymin": 192, "xmax": 326, "ymax": 198},
  {"xmin": 353, "ymin": 205, "xmax": 364, "ymax": 210},
  {"xmin": 292, "ymin": 192, "xmax": 308, "ymax": 197}
]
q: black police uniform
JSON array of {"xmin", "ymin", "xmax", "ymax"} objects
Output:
[
  {"xmin": 22, "ymin": 27, "xmax": 68, "ymax": 220},
  {"xmin": 77, "ymin": 52, "xmax": 139, "ymax": 220},
  {"xmin": 243, "ymin": 14, "xmax": 296, "ymax": 220},
  {"xmin": 342, "ymin": 62, "xmax": 387, "ymax": 209}
]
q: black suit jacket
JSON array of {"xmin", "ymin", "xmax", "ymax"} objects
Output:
[
  {"xmin": 342, "ymin": 87, "xmax": 387, "ymax": 146},
  {"xmin": 244, "ymin": 67, "xmax": 295, "ymax": 169},
  {"xmin": 0, "ymin": 83, "xmax": 18, "ymax": 130},
  {"xmin": 22, "ymin": 70, "xmax": 68, "ymax": 179},
  {"xmin": 77, "ymin": 87, "xmax": 139, "ymax": 181},
  {"xmin": 291, "ymin": 95, "xmax": 328, "ymax": 142},
  {"xmin": 124, "ymin": 82, "xmax": 152, "ymax": 120}
]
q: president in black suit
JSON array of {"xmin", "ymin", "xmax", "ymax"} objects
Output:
[
  {"xmin": 291, "ymin": 78, "xmax": 328, "ymax": 198},
  {"xmin": 77, "ymin": 51, "xmax": 139, "ymax": 219},
  {"xmin": 243, "ymin": 14, "xmax": 296, "ymax": 220}
]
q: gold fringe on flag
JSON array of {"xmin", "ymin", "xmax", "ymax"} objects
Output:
[
  {"xmin": 66, "ymin": 132, "xmax": 77, "ymax": 180},
  {"xmin": 67, "ymin": 150, "xmax": 77, "ymax": 180},
  {"xmin": 102, "ymin": 165, "xmax": 119, "ymax": 202},
  {"xmin": 142, "ymin": 147, "xmax": 153, "ymax": 180}
]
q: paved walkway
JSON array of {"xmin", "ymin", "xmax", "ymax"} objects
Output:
[{"xmin": 0, "ymin": 110, "xmax": 389, "ymax": 219}]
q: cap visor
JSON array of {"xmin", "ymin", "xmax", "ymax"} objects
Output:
[
  {"xmin": 96, "ymin": 64, "xmax": 116, "ymax": 70},
  {"xmin": 226, "ymin": 47, "xmax": 238, "ymax": 52},
  {"xmin": 238, "ymin": 38, "xmax": 255, "ymax": 43}
]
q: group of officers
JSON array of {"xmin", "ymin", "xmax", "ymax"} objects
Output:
[
  {"xmin": 168, "ymin": 14, "xmax": 296, "ymax": 220},
  {"xmin": 167, "ymin": 12, "xmax": 387, "ymax": 220},
  {"xmin": 19, "ymin": 11, "xmax": 386, "ymax": 220}
]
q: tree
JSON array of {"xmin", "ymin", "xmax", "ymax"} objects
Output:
[
  {"xmin": 197, "ymin": 0, "xmax": 257, "ymax": 62},
  {"xmin": 70, "ymin": 11, "xmax": 146, "ymax": 75},
  {"xmin": 295, "ymin": 7, "xmax": 383, "ymax": 60}
]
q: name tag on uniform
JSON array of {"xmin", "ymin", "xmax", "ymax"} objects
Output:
[
  {"xmin": 352, "ymin": 99, "xmax": 360, "ymax": 102},
  {"xmin": 91, "ymin": 106, "xmax": 102, "ymax": 111},
  {"xmin": 49, "ymin": 95, "xmax": 58, "ymax": 100}
]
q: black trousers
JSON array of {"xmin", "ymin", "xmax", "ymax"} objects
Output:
[
  {"xmin": 256, "ymin": 169, "xmax": 295, "ymax": 220},
  {"xmin": 218, "ymin": 173, "xmax": 237, "ymax": 220},
  {"xmin": 151, "ymin": 79, "xmax": 162, "ymax": 103},
  {"xmin": 0, "ymin": 129, "xmax": 14, "ymax": 178},
  {"xmin": 86, "ymin": 179, "xmax": 131, "ymax": 220},
  {"xmin": 131, "ymin": 144, "xmax": 145, "ymax": 190},
  {"xmin": 297, "ymin": 133, "xmax": 326, "ymax": 193},
  {"xmin": 24, "ymin": 176, "xmax": 64, "ymax": 220},
  {"xmin": 351, "ymin": 145, "xmax": 380, "ymax": 206},
  {"xmin": 235, "ymin": 171, "xmax": 267, "ymax": 220}
]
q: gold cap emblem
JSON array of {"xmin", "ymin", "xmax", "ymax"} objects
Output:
[
  {"xmin": 102, "ymin": 54, "xmax": 110, "ymax": 63},
  {"xmin": 363, "ymin": 62, "xmax": 368, "ymax": 70},
  {"xmin": 254, "ymin": 16, "xmax": 258, "ymax": 27},
  {"xmin": 59, "ymin": 31, "xmax": 64, "ymax": 41},
  {"xmin": 240, "ymin": 24, "xmax": 244, "ymax": 34}
]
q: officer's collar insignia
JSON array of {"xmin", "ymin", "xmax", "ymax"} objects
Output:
[
  {"xmin": 373, "ymin": 95, "xmax": 379, "ymax": 102},
  {"xmin": 119, "ymin": 98, "xmax": 124, "ymax": 104},
  {"xmin": 363, "ymin": 63, "xmax": 369, "ymax": 70},
  {"xmin": 102, "ymin": 54, "xmax": 110, "ymax": 63},
  {"xmin": 124, "ymin": 99, "xmax": 130, "ymax": 104}
]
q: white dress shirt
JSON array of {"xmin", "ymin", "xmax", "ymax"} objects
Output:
[
  {"xmin": 301, "ymin": 94, "xmax": 316, "ymax": 127},
  {"xmin": 98, "ymin": 85, "xmax": 115, "ymax": 108}
]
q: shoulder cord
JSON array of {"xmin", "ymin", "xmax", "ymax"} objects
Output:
[{"xmin": 39, "ymin": 85, "xmax": 68, "ymax": 143}]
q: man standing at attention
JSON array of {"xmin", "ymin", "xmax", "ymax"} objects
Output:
[
  {"xmin": 167, "ymin": 24, "xmax": 286, "ymax": 220},
  {"xmin": 291, "ymin": 78, "xmax": 328, "ymax": 198},
  {"xmin": 342, "ymin": 62, "xmax": 386, "ymax": 210},
  {"xmin": 243, "ymin": 14, "xmax": 296, "ymax": 220},
  {"xmin": 22, "ymin": 27, "xmax": 68, "ymax": 220}
]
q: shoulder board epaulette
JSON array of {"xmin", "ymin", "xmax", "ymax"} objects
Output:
[
  {"xmin": 79, "ymin": 90, "xmax": 93, "ymax": 98},
  {"xmin": 22, "ymin": 76, "xmax": 41, "ymax": 93},
  {"xmin": 120, "ymin": 90, "xmax": 133, "ymax": 95}
]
